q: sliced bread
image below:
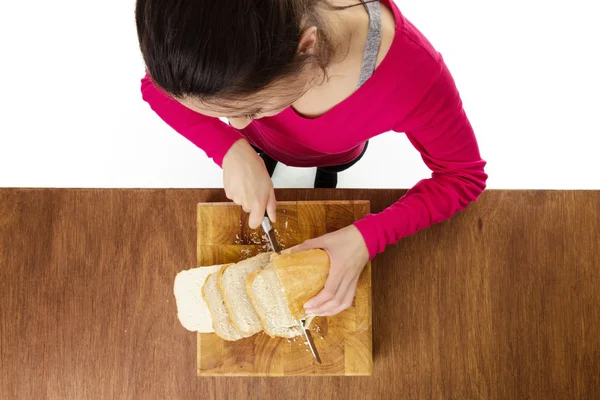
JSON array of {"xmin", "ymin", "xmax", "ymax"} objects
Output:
[
  {"xmin": 218, "ymin": 252, "xmax": 272, "ymax": 334},
  {"xmin": 173, "ymin": 264, "xmax": 224, "ymax": 333},
  {"xmin": 201, "ymin": 266, "xmax": 255, "ymax": 341},
  {"xmin": 246, "ymin": 264, "xmax": 303, "ymax": 338}
]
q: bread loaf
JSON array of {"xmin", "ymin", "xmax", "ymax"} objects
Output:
[
  {"xmin": 272, "ymin": 249, "xmax": 330, "ymax": 320},
  {"xmin": 197, "ymin": 249, "xmax": 329, "ymax": 341}
]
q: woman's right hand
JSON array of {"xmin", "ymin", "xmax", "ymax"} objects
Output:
[{"xmin": 222, "ymin": 139, "xmax": 277, "ymax": 229}]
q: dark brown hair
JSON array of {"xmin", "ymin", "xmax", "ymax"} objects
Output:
[{"xmin": 135, "ymin": 0, "xmax": 372, "ymax": 105}]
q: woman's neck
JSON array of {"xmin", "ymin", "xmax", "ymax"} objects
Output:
[
  {"xmin": 324, "ymin": 0, "xmax": 370, "ymax": 66},
  {"xmin": 290, "ymin": 2, "xmax": 369, "ymax": 116},
  {"xmin": 292, "ymin": 0, "xmax": 395, "ymax": 118}
]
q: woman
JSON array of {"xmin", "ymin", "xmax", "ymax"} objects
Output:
[{"xmin": 135, "ymin": 0, "xmax": 487, "ymax": 317}]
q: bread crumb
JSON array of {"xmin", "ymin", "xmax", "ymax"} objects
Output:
[{"xmin": 240, "ymin": 248, "xmax": 252, "ymax": 257}]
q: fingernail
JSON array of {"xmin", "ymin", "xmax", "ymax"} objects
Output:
[{"xmin": 304, "ymin": 302, "xmax": 313, "ymax": 309}]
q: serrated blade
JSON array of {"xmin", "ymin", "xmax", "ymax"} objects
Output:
[
  {"xmin": 261, "ymin": 214, "xmax": 281, "ymax": 254},
  {"xmin": 298, "ymin": 319, "xmax": 322, "ymax": 364}
]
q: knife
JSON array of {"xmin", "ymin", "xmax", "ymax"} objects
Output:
[
  {"xmin": 261, "ymin": 213, "xmax": 281, "ymax": 254},
  {"xmin": 298, "ymin": 318, "xmax": 322, "ymax": 364},
  {"xmin": 260, "ymin": 213, "xmax": 322, "ymax": 364}
]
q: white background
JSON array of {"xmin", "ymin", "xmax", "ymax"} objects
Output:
[{"xmin": 1, "ymin": 0, "xmax": 599, "ymax": 189}]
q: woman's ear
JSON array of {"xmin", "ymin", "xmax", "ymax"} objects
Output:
[{"xmin": 297, "ymin": 26, "xmax": 318, "ymax": 55}]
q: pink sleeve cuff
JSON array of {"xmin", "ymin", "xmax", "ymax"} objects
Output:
[{"xmin": 354, "ymin": 215, "xmax": 383, "ymax": 260}]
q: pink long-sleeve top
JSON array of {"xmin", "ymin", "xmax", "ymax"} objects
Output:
[{"xmin": 140, "ymin": 0, "xmax": 488, "ymax": 259}]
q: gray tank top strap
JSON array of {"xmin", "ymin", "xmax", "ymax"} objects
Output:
[{"xmin": 357, "ymin": 0, "xmax": 382, "ymax": 88}]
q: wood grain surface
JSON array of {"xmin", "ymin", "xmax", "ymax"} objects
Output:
[
  {"xmin": 1, "ymin": 189, "xmax": 599, "ymax": 399},
  {"xmin": 196, "ymin": 201, "xmax": 372, "ymax": 376}
]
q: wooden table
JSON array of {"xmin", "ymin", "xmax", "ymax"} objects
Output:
[{"xmin": 1, "ymin": 189, "xmax": 599, "ymax": 399}]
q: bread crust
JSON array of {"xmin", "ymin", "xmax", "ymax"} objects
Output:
[{"xmin": 272, "ymin": 249, "xmax": 330, "ymax": 320}]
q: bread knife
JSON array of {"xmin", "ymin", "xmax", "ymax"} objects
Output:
[
  {"xmin": 261, "ymin": 213, "xmax": 281, "ymax": 254},
  {"xmin": 298, "ymin": 318, "xmax": 322, "ymax": 364},
  {"xmin": 261, "ymin": 214, "xmax": 322, "ymax": 364}
]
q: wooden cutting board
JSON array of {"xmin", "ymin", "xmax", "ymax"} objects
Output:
[{"xmin": 196, "ymin": 201, "xmax": 372, "ymax": 376}]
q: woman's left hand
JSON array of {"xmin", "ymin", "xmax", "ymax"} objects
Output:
[{"xmin": 285, "ymin": 224, "xmax": 370, "ymax": 317}]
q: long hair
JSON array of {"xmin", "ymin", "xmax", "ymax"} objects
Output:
[{"xmin": 135, "ymin": 0, "xmax": 342, "ymax": 102}]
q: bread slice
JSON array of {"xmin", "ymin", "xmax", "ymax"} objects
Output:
[
  {"xmin": 246, "ymin": 264, "xmax": 303, "ymax": 338},
  {"xmin": 173, "ymin": 264, "xmax": 224, "ymax": 333},
  {"xmin": 201, "ymin": 266, "xmax": 255, "ymax": 341},
  {"xmin": 272, "ymin": 249, "xmax": 330, "ymax": 320},
  {"xmin": 218, "ymin": 252, "xmax": 272, "ymax": 334}
]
